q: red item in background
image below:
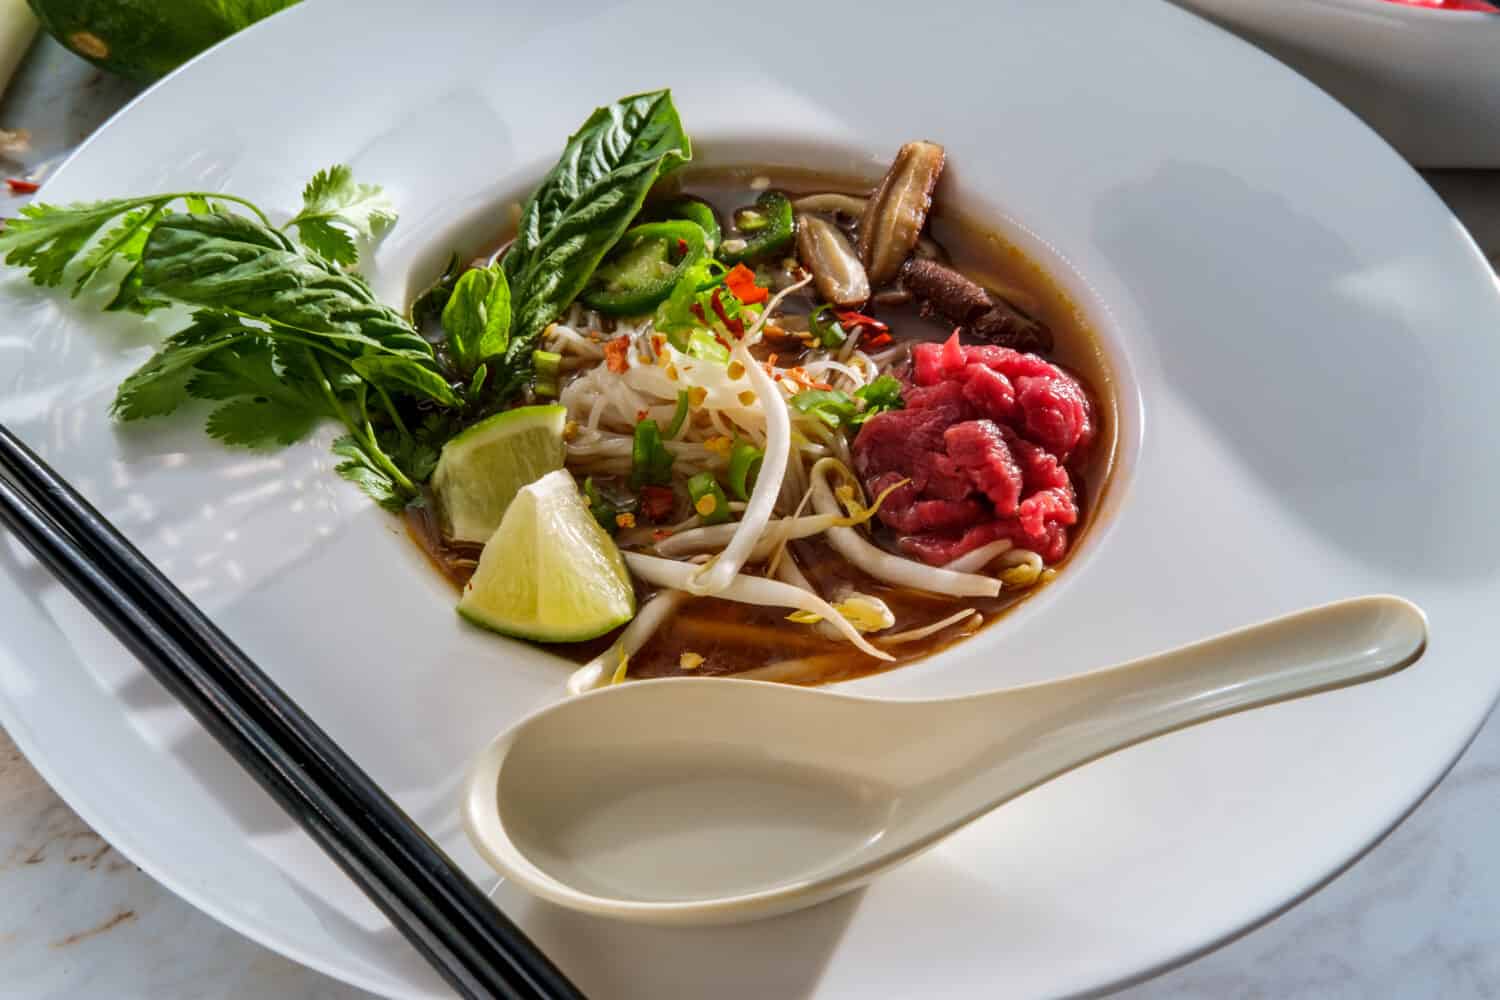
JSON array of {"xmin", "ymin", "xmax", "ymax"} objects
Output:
[
  {"xmin": 1381, "ymin": 0, "xmax": 1499, "ymax": 10},
  {"xmin": 5, "ymin": 178, "xmax": 40, "ymax": 194}
]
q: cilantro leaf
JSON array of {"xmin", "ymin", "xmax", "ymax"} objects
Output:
[
  {"xmin": 286, "ymin": 165, "xmax": 397, "ymax": 267},
  {"xmin": 0, "ymin": 197, "xmax": 157, "ymax": 288},
  {"xmin": 72, "ymin": 205, "xmax": 162, "ymax": 296},
  {"xmin": 112, "ymin": 312, "xmax": 259, "ymax": 420},
  {"xmin": 852, "ymin": 375, "xmax": 905, "ymax": 424},
  {"xmin": 189, "ymin": 340, "xmax": 333, "ymax": 449},
  {"xmin": 791, "ymin": 389, "xmax": 859, "ymax": 429},
  {"xmin": 331, "ymin": 434, "xmax": 406, "ymax": 513},
  {"xmin": 205, "ymin": 394, "xmax": 325, "ymax": 449}
]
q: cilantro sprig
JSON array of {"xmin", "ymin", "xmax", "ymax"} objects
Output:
[
  {"xmin": 0, "ymin": 90, "xmax": 693, "ymax": 515},
  {"xmin": 0, "ymin": 166, "xmax": 458, "ymax": 510}
]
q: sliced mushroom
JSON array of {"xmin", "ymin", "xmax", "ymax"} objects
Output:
[
  {"xmin": 796, "ymin": 214, "xmax": 870, "ymax": 307},
  {"xmin": 902, "ymin": 258, "xmax": 1053, "ymax": 353},
  {"xmin": 857, "ymin": 141, "xmax": 946, "ymax": 285}
]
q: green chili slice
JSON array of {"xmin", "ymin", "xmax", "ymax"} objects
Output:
[
  {"xmin": 720, "ymin": 191, "xmax": 794, "ymax": 265},
  {"xmin": 727, "ymin": 442, "xmax": 764, "ymax": 501},
  {"xmin": 581, "ymin": 221, "xmax": 708, "ymax": 315},
  {"xmin": 686, "ymin": 472, "xmax": 732, "ymax": 525}
]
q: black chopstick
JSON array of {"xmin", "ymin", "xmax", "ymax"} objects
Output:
[{"xmin": 0, "ymin": 425, "xmax": 585, "ymax": 1000}]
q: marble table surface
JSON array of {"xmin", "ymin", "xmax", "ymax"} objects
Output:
[{"xmin": 3, "ymin": 33, "xmax": 1499, "ymax": 1000}]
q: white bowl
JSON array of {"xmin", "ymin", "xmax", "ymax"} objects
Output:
[
  {"xmin": 1177, "ymin": 0, "xmax": 1500, "ymax": 166},
  {"xmin": 4, "ymin": 1, "xmax": 1500, "ymax": 997}
]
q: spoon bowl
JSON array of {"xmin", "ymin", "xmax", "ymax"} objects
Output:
[{"xmin": 463, "ymin": 595, "xmax": 1426, "ymax": 925}]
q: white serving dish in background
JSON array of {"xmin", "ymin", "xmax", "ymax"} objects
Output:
[{"xmin": 1177, "ymin": 0, "xmax": 1500, "ymax": 167}]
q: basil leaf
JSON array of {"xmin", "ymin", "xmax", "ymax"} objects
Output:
[
  {"xmin": 505, "ymin": 90, "xmax": 690, "ymax": 283},
  {"xmin": 440, "ymin": 262, "xmax": 511, "ymax": 374},
  {"xmin": 139, "ymin": 211, "xmax": 434, "ymax": 361},
  {"xmin": 503, "ymin": 90, "xmax": 692, "ymax": 365}
]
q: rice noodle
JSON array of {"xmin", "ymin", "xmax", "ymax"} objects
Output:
[
  {"xmin": 624, "ymin": 553, "xmax": 893, "ymax": 661},
  {"xmin": 566, "ymin": 591, "xmax": 687, "ymax": 694},
  {"xmin": 809, "ymin": 458, "xmax": 1001, "ymax": 598}
]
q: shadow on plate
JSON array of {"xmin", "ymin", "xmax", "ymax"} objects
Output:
[{"xmin": 1094, "ymin": 160, "xmax": 1500, "ymax": 582}]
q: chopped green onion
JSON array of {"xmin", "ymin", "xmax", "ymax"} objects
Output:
[
  {"xmin": 665, "ymin": 389, "xmax": 690, "ymax": 437},
  {"xmin": 687, "ymin": 328, "xmax": 730, "ymax": 364},
  {"xmin": 631, "ymin": 418, "xmax": 675, "ymax": 488},
  {"xmin": 532, "ymin": 349, "xmax": 562, "ymax": 398},
  {"xmin": 809, "ymin": 304, "xmax": 847, "ymax": 349},
  {"xmin": 686, "ymin": 472, "xmax": 731, "ymax": 525},
  {"xmin": 791, "ymin": 388, "xmax": 859, "ymax": 429},
  {"xmin": 583, "ymin": 476, "xmax": 636, "ymax": 533},
  {"xmin": 727, "ymin": 442, "xmax": 763, "ymax": 501}
]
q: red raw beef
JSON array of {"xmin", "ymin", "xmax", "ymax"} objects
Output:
[{"xmin": 853, "ymin": 331, "xmax": 1096, "ymax": 566}]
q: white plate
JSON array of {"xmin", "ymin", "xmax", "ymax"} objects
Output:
[
  {"xmin": 2, "ymin": 1, "xmax": 1498, "ymax": 997},
  {"xmin": 1176, "ymin": 0, "xmax": 1500, "ymax": 167}
]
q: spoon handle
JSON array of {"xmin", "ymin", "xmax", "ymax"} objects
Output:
[{"xmin": 919, "ymin": 596, "xmax": 1426, "ymax": 828}]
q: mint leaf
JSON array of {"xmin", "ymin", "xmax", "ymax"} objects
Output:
[{"xmin": 287, "ymin": 165, "xmax": 397, "ymax": 267}]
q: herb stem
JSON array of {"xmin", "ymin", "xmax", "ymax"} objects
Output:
[
  {"xmin": 374, "ymin": 384, "xmax": 410, "ymax": 438},
  {"xmin": 355, "ymin": 387, "xmax": 416, "ymax": 493}
]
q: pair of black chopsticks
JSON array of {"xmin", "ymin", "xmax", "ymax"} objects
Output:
[{"xmin": 0, "ymin": 424, "xmax": 585, "ymax": 1000}]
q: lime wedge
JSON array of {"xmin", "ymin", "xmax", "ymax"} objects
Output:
[
  {"xmin": 458, "ymin": 470, "xmax": 636, "ymax": 642},
  {"xmin": 432, "ymin": 404, "xmax": 566, "ymax": 544}
]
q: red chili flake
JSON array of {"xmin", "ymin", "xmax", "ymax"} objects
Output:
[
  {"xmin": 636, "ymin": 408, "xmax": 649, "ymax": 422},
  {"xmin": 675, "ymin": 238, "xmax": 689, "ymax": 255},
  {"xmin": 6, "ymin": 178, "xmax": 40, "ymax": 194},
  {"xmin": 861, "ymin": 331, "xmax": 894, "ymax": 350},
  {"xmin": 836, "ymin": 309, "xmax": 889, "ymax": 334},
  {"xmin": 723, "ymin": 263, "xmax": 769, "ymax": 305},
  {"xmin": 639, "ymin": 485, "xmax": 676, "ymax": 522},
  {"xmin": 690, "ymin": 303, "xmax": 708, "ymax": 324},
  {"xmin": 652, "ymin": 529, "xmax": 674, "ymax": 542},
  {"xmin": 604, "ymin": 336, "xmax": 631, "ymax": 373},
  {"xmin": 710, "ymin": 289, "xmax": 745, "ymax": 338}
]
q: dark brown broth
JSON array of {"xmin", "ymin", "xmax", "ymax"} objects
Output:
[{"xmin": 407, "ymin": 165, "xmax": 1118, "ymax": 685}]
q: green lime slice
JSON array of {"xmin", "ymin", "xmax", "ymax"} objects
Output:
[
  {"xmin": 458, "ymin": 470, "xmax": 636, "ymax": 642},
  {"xmin": 432, "ymin": 404, "xmax": 566, "ymax": 544}
]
